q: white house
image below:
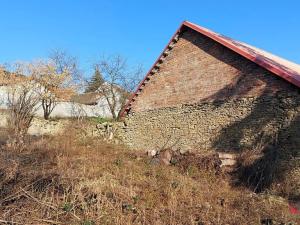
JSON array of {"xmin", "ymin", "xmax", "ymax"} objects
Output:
[{"xmin": 0, "ymin": 77, "xmax": 123, "ymax": 119}]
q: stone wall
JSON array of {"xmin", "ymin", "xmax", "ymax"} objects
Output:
[
  {"xmin": 119, "ymin": 92, "xmax": 300, "ymax": 152},
  {"xmin": 0, "ymin": 110, "xmax": 68, "ymax": 135},
  {"xmin": 0, "ymin": 110, "xmax": 119, "ymax": 142}
]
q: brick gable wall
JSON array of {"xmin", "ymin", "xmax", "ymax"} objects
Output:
[{"xmin": 131, "ymin": 29, "xmax": 297, "ymax": 112}]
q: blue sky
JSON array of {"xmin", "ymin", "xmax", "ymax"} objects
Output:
[{"xmin": 0, "ymin": 0, "xmax": 299, "ymax": 78}]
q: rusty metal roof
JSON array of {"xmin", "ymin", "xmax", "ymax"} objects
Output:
[
  {"xmin": 184, "ymin": 21, "xmax": 300, "ymax": 86},
  {"xmin": 121, "ymin": 21, "xmax": 300, "ymax": 116},
  {"xmin": 70, "ymin": 92, "xmax": 102, "ymax": 105}
]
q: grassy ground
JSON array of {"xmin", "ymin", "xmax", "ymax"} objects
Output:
[{"xmin": 0, "ymin": 127, "xmax": 298, "ymax": 225}]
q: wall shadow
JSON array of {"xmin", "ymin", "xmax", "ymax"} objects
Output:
[{"xmin": 183, "ymin": 28, "xmax": 300, "ymax": 192}]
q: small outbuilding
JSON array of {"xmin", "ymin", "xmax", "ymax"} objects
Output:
[
  {"xmin": 120, "ymin": 21, "xmax": 300, "ymax": 157},
  {"xmin": 119, "ymin": 21, "xmax": 300, "ymax": 191}
]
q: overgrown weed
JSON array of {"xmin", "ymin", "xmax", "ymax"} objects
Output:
[{"xmin": 0, "ymin": 127, "xmax": 297, "ymax": 224}]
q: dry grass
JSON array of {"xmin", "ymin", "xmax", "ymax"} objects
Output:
[{"xmin": 0, "ymin": 127, "xmax": 298, "ymax": 225}]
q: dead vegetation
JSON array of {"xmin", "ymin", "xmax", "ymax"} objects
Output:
[
  {"xmin": 5, "ymin": 79, "xmax": 41, "ymax": 152},
  {"xmin": 0, "ymin": 127, "xmax": 298, "ymax": 225}
]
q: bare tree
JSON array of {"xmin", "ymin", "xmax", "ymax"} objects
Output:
[
  {"xmin": 49, "ymin": 49, "xmax": 84, "ymax": 89},
  {"xmin": 7, "ymin": 83, "xmax": 40, "ymax": 151},
  {"xmin": 95, "ymin": 55, "xmax": 143, "ymax": 119},
  {"xmin": 2, "ymin": 63, "xmax": 41, "ymax": 151}
]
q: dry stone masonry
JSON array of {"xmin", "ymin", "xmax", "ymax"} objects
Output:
[{"xmin": 119, "ymin": 93, "xmax": 300, "ymax": 152}]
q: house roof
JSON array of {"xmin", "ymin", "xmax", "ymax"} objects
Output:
[
  {"xmin": 0, "ymin": 69, "xmax": 27, "ymax": 86},
  {"xmin": 71, "ymin": 83, "xmax": 128, "ymax": 105},
  {"xmin": 70, "ymin": 92, "xmax": 102, "ymax": 105},
  {"xmin": 121, "ymin": 21, "xmax": 300, "ymax": 117}
]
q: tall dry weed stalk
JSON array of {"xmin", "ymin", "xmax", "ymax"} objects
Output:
[{"xmin": 6, "ymin": 81, "xmax": 40, "ymax": 151}]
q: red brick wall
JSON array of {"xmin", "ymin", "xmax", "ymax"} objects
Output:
[{"xmin": 131, "ymin": 28, "xmax": 297, "ymax": 112}]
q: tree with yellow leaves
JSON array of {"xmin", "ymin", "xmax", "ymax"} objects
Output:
[
  {"xmin": 32, "ymin": 60, "xmax": 76, "ymax": 119},
  {"xmin": 20, "ymin": 50, "xmax": 81, "ymax": 120}
]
